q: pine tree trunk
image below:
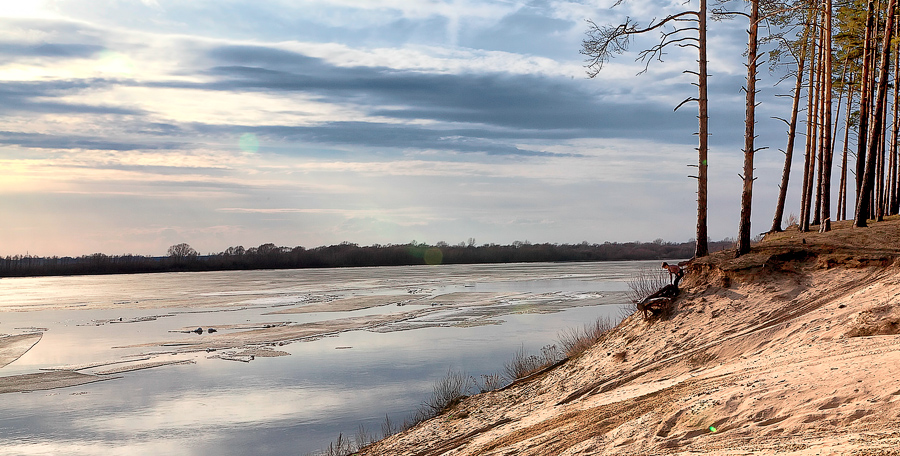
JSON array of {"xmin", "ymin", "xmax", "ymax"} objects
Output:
[
  {"xmin": 891, "ymin": 39, "xmax": 900, "ymax": 215},
  {"xmin": 831, "ymin": 59, "xmax": 850, "ymax": 221},
  {"xmin": 856, "ymin": 0, "xmax": 896, "ymax": 227},
  {"xmin": 819, "ymin": 0, "xmax": 834, "ymax": 232},
  {"xmin": 771, "ymin": 25, "xmax": 809, "ymax": 232},
  {"xmin": 737, "ymin": 0, "xmax": 759, "ymax": 256},
  {"xmin": 838, "ymin": 82, "xmax": 854, "ymax": 221},
  {"xmin": 877, "ymin": 54, "xmax": 890, "ymax": 223},
  {"xmin": 877, "ymin": 97, "xmax": 887, "ymax": 222},
  {"xmin": 812, "ymin": 33, "xmax": 825, "ymax": 227},
  {"xmin": 800, "ymin": 27, "xmax": 818, "ymax": 232},
  {"xmin": 856, "ymin": 0, "xmax": 876, "ymax": 209},
  {"xmin": 695, "ymin": 0, "xmax": 709, "ymax": 258}
]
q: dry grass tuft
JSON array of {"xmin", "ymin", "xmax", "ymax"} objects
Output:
[
  {"xmin": 558, "ymin": 316, "xmax": 615, "ymax": 358},
  {"xmin": 308, "ymin": 424, "xmax": 378, "ymax": 456},
  {"xmin": 625, "ymin": 266, "xmax": 671, "ymax": 314},
  {"xmin": 315, "ymin": 370, "xmax": 481, "ymax": 455},
  {"xmin": 478, "ymin": 373, "xmax": 506, "ymax": 393},
  {"xmin": 422, "ymin": 369, "xmax": 475, "ymax": 417},
  {"xmin": 504, "ymin": 344, "xmax": 563, "ymax": 380},
  {"xmin": 381, "ymin": 414, "xmax": 398, "ymax": 439},
  {"xmin": 310, "ymin": 433, "xmax": 354, "ymax": 456}
]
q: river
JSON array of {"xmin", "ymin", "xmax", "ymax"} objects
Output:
[{"xmin": 0, "ymin": 261, "xmax": 655, "ymax": 455}]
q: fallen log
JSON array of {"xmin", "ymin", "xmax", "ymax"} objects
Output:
[{"xmin": 636, "ymin": 284, "xmax": 679, "ymax": 320}]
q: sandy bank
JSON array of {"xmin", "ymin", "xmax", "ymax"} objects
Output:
[
  {"xmin": 360, "ymin": 219, "xmax": 900, "ymax": 455},
  {"xmin": 0, "ymin": 333, "xmax": 43, "ymax": 368},
  {"xmin": 0, "ymin": 370, "xmax": 113, "ymax": 394}
]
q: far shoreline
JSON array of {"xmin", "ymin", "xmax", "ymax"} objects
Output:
[{"xmin": 0, "ymin": 239, "xmax": 732, "ymax": 279}]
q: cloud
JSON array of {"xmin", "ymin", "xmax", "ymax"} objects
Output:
[
  {"xmin": 0, "ymin": 16, "xmax": 732, "ymax": 156},
  {"xmin": 193, "ymin": 122, "xmax": 585, "ymax": 158},
  {"xmin": 179, "ymin": 44, "xmax": 700, "ymax": 140},
  {"xmin": 0, "ymin": 42, "xmax": 106, "ymax": 58},
  {"xmin": 0, "ymin": 131, "xmax": 180, "ymax": 151},
  {"xmin": 0, "ymin": 32, "xmax": 736, "ymax": 166},
  {"xmin": 0, "ymin": 79, "xmax": 143, "ymax": 116},
  {"xmin": 463, "ymin": 4, "xmax": 577, "ymax": 56}
]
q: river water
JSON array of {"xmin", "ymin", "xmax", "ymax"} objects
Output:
[{"xmin": 0, "ymin": 261, "xmax": 653, "ymax": 455}]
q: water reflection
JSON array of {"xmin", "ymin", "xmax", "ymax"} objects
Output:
[{"xmin": 0, "ymin": 261, "xmax": 652, "ymax": 455}]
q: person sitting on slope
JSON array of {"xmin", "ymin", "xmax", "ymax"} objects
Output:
[{"xmin": 661, "ymin": 261, "xmax": 684, "ymax": 286}]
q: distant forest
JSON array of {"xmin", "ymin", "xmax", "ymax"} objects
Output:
[{"xmin": 0, "ymin": 239, "xmax": 734, "ymax": 278}]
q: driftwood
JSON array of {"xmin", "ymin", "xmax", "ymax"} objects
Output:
[{"xmin": 636, "ymin": 284, "xmax": 679, "ymax": 320}]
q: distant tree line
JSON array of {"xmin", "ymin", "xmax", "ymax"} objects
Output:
[{"xmin": 0, "ymin": 239, "xmax": 733, "ymax": 278}]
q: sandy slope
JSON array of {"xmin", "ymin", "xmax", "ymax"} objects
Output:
[{"xmin": 360, "ymin": 220, "xmax": 900, "ymax": 455}]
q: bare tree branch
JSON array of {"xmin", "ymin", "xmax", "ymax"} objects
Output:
[{"xmin": 581, "ymin": 11, "xmax": 699, "ymax": 77}]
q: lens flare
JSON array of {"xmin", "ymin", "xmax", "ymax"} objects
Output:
[
  {"xmin": 239, "ymin": 133, "xmax": 259, "ymax": 153},
  {"xmin": 424, "ymin": 248, "xmax": 443, "ymax": 265},
  {"xmin": 97, "ymin": 51, "xmax": 135, "ymax": 75}
]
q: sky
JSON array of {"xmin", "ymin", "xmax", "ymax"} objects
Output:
[{"xmin": 0, "ymin": 0, "xmax": 814, "ymax": 257}]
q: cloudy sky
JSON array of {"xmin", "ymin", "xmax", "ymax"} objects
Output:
[{"xmin": 0, "ymin": 0, "xmax": 808, "ymax": 257}]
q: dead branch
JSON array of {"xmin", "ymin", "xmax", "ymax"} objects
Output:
[{"xmin": 581, "ymin": 11, "xmax": 699, "ymax": 77}]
